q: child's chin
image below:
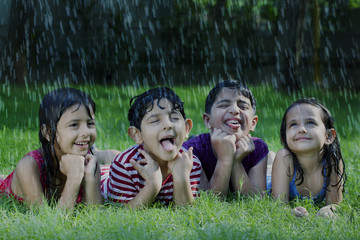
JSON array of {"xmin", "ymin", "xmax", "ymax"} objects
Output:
[{"xmin": 158, "ymin": 151, "xmax": 178, "ymax": 162}]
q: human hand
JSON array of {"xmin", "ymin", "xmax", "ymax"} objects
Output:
[
  {"xmin": 130, "ymin": 149, "xmax": 162, "ymax": 189},
  {"xmin": 211, "ymin": 128, "xmax": 236, "ymax": 163},
  {"xmin": 291, "ymin": 206, "xmax": 309, "ymax": 217},
  {"xmin": 168, "ymin": 147, "xmax": 194, "ymax": 179},
  {"xmin": 316, "ymin": 204, "xmax": 337, "ymax": 218},
  {"xmin": 234, "ymin": 134, "xmax": 255, "ymax": 162},
  {"xmin": 59, "ymin": 154, "xmax": 85, "ymax": 179},
  {"xmin": 84, "ymin": 154, "xmax": 98, "ymax": 176}
]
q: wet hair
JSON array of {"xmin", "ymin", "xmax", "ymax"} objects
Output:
[
  {"xmin": 128, "ymin": 87, "xmax": 185, "ymax": 130},
  {"xmin": 280, "ymin": 98, "xmax": 346, "ymax": 192},
  {"xmin": 205, "ymin": 80, "xmax": 256, "ymax": 114},
  {"xmin": 38, "ymin": 87, "xmax": 96, "ymax": 198}
]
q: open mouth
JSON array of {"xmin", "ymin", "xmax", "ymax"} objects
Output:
[
  {"xmin": 160, "ymin": 137, "xmax": 176, "ymax": 151},
  {"xmin": 75, "ymin": 142, "xmax": 89, "ymax": 147},
  {"xmin": 225, "ymin": 119, "xmax": 242, "ymax": 129}
]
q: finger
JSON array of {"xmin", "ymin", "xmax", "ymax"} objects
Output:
[
  {"xmin": 187, "ymin": 147, "xmax": 193, "ymax": 160},
  {"xmin": 138, "ymin": 149, "xmax": 152, "ymax": 160},
  {"xmin": 137, "ymin": 159, "xmax": 147, "ymax": 165},
  {"xmin": 84, "ymin": 154, "xmax": 93, "ymax": 165},
  {"xmin": 130, "ymin": 159, "xmax": 141, "ymax": 172}
]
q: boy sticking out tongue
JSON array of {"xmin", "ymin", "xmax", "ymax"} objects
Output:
[{"xmin": 101, "ymin": 87, "xmax": 202, "ymax": 208}]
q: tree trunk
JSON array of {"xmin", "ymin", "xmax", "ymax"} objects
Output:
[
  {"xmin": 276, "ymin": 0, "xmax": 307, "ymax": 91},
  {"xmin": 7, "ymin": 0, "xmax": 35, "ymax": 84},
  {"xmin": 312, "ymin": 0, "xmax": 321, "ymax": 84}
]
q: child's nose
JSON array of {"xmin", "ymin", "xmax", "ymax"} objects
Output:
[
  {"xmin": 229, "ymin": 104, "xmax": 240, "ymax": 114},
  {"xmin": 162, "ymin": 118, "xmax": 173, "ymax": 130},
  {"xmin": 298, "ymin": 124, "xmax": 307, "ymax": 133},
  {"xmin": 80, "ymin": 124, "xmax": 91, "ymax": 137}
]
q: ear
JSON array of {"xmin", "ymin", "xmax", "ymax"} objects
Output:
[
  {"xmin": 184, "ymin": 118, "xmax": 193, "ymax": 139},
  {"xmin": 202, "ymin": 113, "xmax": 212, "ymax": 130},
  {"xmin": 325, "ymin": 128, "xmax": 336, "ymax": 145},
  {"xmin": 41, "ymin": 124, "xmax": 51, "ymax": 142},
  {"xmin": 249, "ymin": 115, "xmax": 259, "ymax": 132},
  {"xmin": 128, "ymin": 126, "xmax": 143, "ymax": 145}
]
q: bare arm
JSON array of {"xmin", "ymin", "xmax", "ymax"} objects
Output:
[
  {"xmin": 271, "ymin": 149, "xmax": 310, "ymax": 217},
  {"xmin": 231, "ymin": 135, "xmax": 267, "ymax": 196},
  {"xmin": 231, "ymin": 155, "xmax": 267, "ymax": 196},
  {"xmin": 169, "ymin": 148, "xmax": 195, "ymax": 206},
  {"xmin": 11, "ymin": 155, "xmax": 46, "ymax": 206},
  {"xmin": 12, "ymin": 154, "xmax": 85, "ymax": 209},
  {"xmin": 127, "ymin": 149, "xmax": 162, "ymax": 208},
  {"xmin": 325, "ymin": 159, "xmax": 344, "ymax": 205},
  {"xmin": 271, "ymin": 149, "xmax": 292, "ymax": 203},
  {"xmin": 92, "ymin": 148, "xmax": 121, "ymax": 164},
  {"xmin": 56, "ymin": 154, "xmax": 86, "ymax": 209},
  {"xmin": 316, "ymin": 159, "xmax": 345, "ymax": 218},
  {"xmin": 83, "ymin": 154, "xmax": 103, "ymax": 205},
  {"xmin": 207, "ymin": 128, "xmax": 236, "ymax": 194}
]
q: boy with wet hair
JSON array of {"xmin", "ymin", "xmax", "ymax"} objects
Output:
[
  {"xmin": 101, "ymin": 87, "xmax": 201, "ymax": 208},
  {"xmin": 183, "ymin": 80, "xmax": 271, "ymax": 196}
]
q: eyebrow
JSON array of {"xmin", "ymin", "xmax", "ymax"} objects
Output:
[
  {"xmin": 287, "ymin": 117, "xmax": 317, "ymax": 124},
  {"xmin": 215, "ymin": 99, "xmax": 231, "ymax": 105},
  {"xmin": 237, "ymin": 100, "xmax": 250, "ymax": 106},
  {"xmin": 65, "ymin": 117, "xmax": 94, "ymax": 123}
]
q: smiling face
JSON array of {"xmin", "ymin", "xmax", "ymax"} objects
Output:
[
  {"xmin": 129, "ymin": 98, "xmax": 192, "ymax": 162},
  {"xmin": 285, "ymin": 104, "xmax": 330, "ymax": 155},
  {"xmin": 203, "ymin": 88, "xmax": 258, "ymax": 141},
  {"xmin": 53, "ymin": 104, "xmax": 97, "ymax": 159}
]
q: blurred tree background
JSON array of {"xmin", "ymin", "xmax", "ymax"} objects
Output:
[{"xmin": 0, "ymin": 0, "xmax": 359, "ymax": 89}]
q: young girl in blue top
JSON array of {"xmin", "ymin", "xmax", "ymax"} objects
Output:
[{"xmin": 271, "ymin": 98, "xmax": 346, "ymax": 217}]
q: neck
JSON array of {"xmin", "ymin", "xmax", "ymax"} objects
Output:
[
  {"xmin": 157, "ymin": 160, "xmax": 170, "ymax": 181},
  {"xmin": 295, "ymin": 152, "xmax": 322, "ymax": 174}
]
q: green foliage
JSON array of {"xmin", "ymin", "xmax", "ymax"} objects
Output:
[
  {"xmin": 0, "ymin": 83, "xmax": 359, "ymax": 239},
  {"xmin": 349, "ymin": 0, "xmax": 360, "ymax": 8}
]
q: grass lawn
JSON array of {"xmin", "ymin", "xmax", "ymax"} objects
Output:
[{"xmin": 0, "ymin": 82, "xmax": 359, "ymax": 239}]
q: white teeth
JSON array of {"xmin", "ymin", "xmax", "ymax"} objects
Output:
[
  {"xmin": 227, "ymin": 120, "xmax": 240, "ymax": 125},
  {"xmin": 76, "ymin": 142, "xmax": 88, "ymax": 145}
]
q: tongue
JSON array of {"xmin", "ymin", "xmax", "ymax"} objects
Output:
[{"xmin": 161, "ymin": 139, "xmax": 175, "ymax": 151}]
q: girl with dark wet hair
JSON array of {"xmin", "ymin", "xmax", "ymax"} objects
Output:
[
  {"xmin": 0, "ymin": 87, "xmax": 102, "ymax": 209},
  {"xmin": 271, "ymin": 98, "xmax": 346, "ymax": 217}
]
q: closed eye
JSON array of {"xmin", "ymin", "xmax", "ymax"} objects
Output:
[
  {"xmin": 217, "ymin": 104, "xmax": 230, "ymax": 108},
  {"xmin": 239, "ymin": 104, "xmax": 250, "ymax": 110},
  {"xmin": 150, "ymin": 119, "xmax": 159, "ymax": 124}
]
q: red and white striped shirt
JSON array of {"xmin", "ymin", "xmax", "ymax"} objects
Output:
[{"xmin": 101, "ymin": 144, "xmax": 202, "ymax": 204}]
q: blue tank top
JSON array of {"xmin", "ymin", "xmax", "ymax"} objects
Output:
[{"xmin": 289, "ymin": 160, "xmax": 327, "ymax": 204}]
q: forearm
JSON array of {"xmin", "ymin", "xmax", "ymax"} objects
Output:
[
  {"xmin": 231, "ymin": 161, "xmax": 259, "ymax": 196},
  {"xmin": 127, "ymin": 184, "xmax": 160, "ymax": 209},
  {"xmin": 173, "ymin": 174, "xmax": 194, "ymax": 206},
  {"xmin": 209, "ymin": 160, "xmax": 233, "ymax": 195},
  {"xmin": 57, "ymin": 176, "xmax": 83, "ymax": 209},
  {"xmin": 93, "ymin": 149, "xmax": 120, "ymax": 164},
  {"xmin": 83, "ymin": 167, "xmax": 103, "ymax": 205}
]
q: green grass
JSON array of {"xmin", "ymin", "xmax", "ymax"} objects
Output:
[{"xmin": 0, "ymin": 83, "xmax": 359, "ymax": 239}]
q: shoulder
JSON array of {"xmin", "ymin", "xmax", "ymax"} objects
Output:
[
  {"xmin": 183, "ymin": 133, "xmax": 211, "ymax": 162},
  {"xmin": 248, "ymin": 137, "xmax": 269, "ymax": 162},
  {"xmin": 183, "ymin": 133, "xmax": 210, "ymax": 148},
  {"xmin": 273, "ymin": 148, "xmax": 293, "ymax": 170},
  {"xmin": 113, "ymin": 145, "xmax": 140, "ymax": 165},
  {"xmin": 14, "ymin": 153, "xmax": 41, "ymax": 178},
  {"xmin": 252, "ymin": 137, "xmax": 269, "ymax": 150}
]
